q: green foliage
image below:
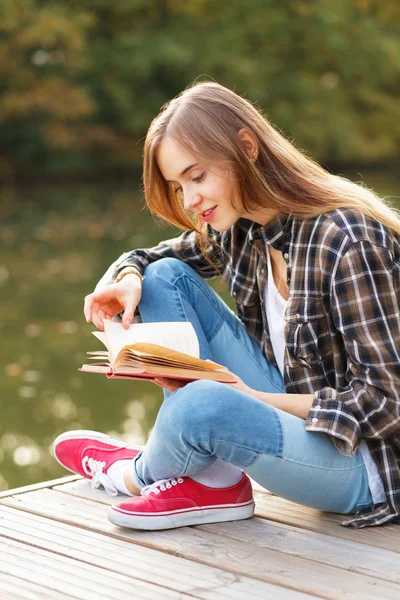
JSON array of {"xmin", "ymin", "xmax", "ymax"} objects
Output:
[{"xmin": 1, "ymin": 0, "xmax": 399, "ymax": 178}]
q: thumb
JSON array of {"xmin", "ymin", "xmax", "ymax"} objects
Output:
[
  {"xmin": 122, "ymin": 300, "xmax": 135, "ymax": 329},
  {"xmin": 205, "ymin": 359, "xmax": 229, "ymax": 372}
]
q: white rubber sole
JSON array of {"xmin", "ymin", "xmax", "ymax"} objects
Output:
[
  {"xmin": 107, "ymin": 501, "xmax": 255, "ymax": 530},
  {"xmin": 52, "ymin": 429, "xmax": 144, "ymax": 474}
]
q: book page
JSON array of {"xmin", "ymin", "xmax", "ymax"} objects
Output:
[
  {"xmin": 80, "ymin": 365, "xmax": 111, "ymax": 374},
  {"xmin": 92, "ymin": 331, "xmax": 107, "ymax": 346},
  {"xmin": 103, "ymin": 319, "xmax": 199, "ymax": 363}
]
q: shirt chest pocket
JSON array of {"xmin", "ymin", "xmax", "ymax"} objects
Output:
[
  {"xmin": 229, "ymin": 277, "xmax": 258, "ymax": 307},
  {"xmin": 284, "ymin": 297, "xmax": 333, "ymax": 369},
  {"xmin": 229, "ymin": 277, "xmax": 259, "ymax": 333}
]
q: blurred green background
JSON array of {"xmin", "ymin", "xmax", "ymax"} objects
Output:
[{"xmin": 1, "ymin": 0, "xmax": 399, "ymax": 490}]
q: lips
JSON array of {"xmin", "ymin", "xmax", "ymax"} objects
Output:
[
  {"xmin": 200, "ymin": 206, "xmax": 217, "ymax": 222},
  {"xmin": 202, "ymin": 207, "xmax": 215, "ymax": 217}
]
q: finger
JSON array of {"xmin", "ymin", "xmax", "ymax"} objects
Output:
[
  {"xmin": 156, "ymin": 377, "xmax": 187, "ymax": 392},
  {"xmin": 153, "ymin": 378, "xmax": 175, "ymax": 392},
  {"xmin": 153, "ymin": 379, "xmax": 167, "ymax": 389},
  {"xmin": 91, "ymin": 304, "xmax": 104, "ymax": 330},
  {"xmin": 84, "ymin": 294, "xmax": 96, "ymax": 322},
  {"xmin": 91, "ymin": 314, "xmax": 104, "ymax": 330},
  {"xmin": 84, "ymin": 288, "xmax": 116, "ymax": 322},
  {"xmin": 205, "ymin": 359, "xmax": 229, "ymax": 372},
  {"xmin": 122, "ymin": 301, "xmax": 135, "ymax": 329}
]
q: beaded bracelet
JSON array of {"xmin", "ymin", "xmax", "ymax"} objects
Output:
[{"xmin": 114, "ymin": 267, "xmax": 143, "ymax": 284}]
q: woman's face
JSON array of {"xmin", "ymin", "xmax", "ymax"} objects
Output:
[{"xmin": 156, "ymin": 137, "xmax": 244, "ymax": 232}]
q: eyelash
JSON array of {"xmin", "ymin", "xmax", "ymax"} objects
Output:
[{"xmin": 174, "ymin": 172, "xmax": 205, "ymax": 193}]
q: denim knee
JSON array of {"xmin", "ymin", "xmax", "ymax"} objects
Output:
[
  {"xmin": 143, "ymin": 258, "xmax": 187, "ymax": 286},
  {"xmin": 158, "ymin": 380, "xmax": 227, "ymax": 441},
  {"xmin": 157, "ymin": 380, "xmax": 283, "ymax": 465},
  {"xmin": 140, "ymin": 258, "xmax": 187, "ymax": 307}
]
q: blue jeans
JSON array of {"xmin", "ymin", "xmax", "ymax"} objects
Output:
[{"xmin": 132, "ymin": 258, "xmax": 372, "ymax": 514}]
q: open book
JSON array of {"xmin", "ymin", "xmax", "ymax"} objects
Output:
[{"xmin": 80, "ymin": 319, "xmax": 236, "ymax": 384}]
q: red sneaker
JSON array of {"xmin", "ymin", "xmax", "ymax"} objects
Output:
[
  {"xmin": 108, "ymin": 472, "xmax": 254, "ymax": 530},
  {"xmin": 52, "ymin": 430, "xmax": 143, "ymax": 496}
]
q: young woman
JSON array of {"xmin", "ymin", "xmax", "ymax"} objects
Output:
[{"xmin": 53, "ymin": 81, "xmax": 400, "ymax": 530}]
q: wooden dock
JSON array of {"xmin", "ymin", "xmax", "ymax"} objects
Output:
[{"xmin": 0, "ymin": 475, "xmax": 399, "ymax": 599}]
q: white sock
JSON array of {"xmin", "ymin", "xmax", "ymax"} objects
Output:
[
  {"xmin": 107, "ymin": 460, "xmax": 135, "ymax": 496},
  {"xmin": 191, "ymin": 459, "xmax": 243, "ymax": 488}
]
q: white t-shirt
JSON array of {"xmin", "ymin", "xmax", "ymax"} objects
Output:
[
  {"xmin": 264, "ymin": 244, "xmax": 286, "ymax": 375},
  {"xmin": 263, "ymin": 244, "xmax": 386, "ymax": 505}
]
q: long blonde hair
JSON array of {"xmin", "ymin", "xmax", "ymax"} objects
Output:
[{"xmin": 143, "ymin": 81, "xmax": 400, "ymax": 236}]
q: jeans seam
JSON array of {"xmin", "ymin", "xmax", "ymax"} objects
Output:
[
  {"xmin": 353, "ymin": 499, "xmax": 373, "ymax": 512},
  {"xmin": 274, "ymin": 456, "xmax": 367, "ymax": 471},
  {"xmin": 173, "ymin": 273, "xmax": 226, "ymax": 341},
  {"xmin": 197, "ymin": 437, "xmax": 282, "ymax": 467},
  {"xmin": 231, "ymin": 346, "xmax": 285, "ymax": 394},
  {"xmin": 131, "ymin": 452, "xmax": 146, "ymax": 489},
  {"xmin": 163, "ymin": 270, "xmax": 285, "ymax": 394},
  {"xmin": 181, "ymin": 446, "xmax": 196, "ymax": 477},
  {"xmin": 273, "ymin": 408, "xmax": 284, "ymax": 456}
]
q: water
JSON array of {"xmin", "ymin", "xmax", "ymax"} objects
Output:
[{"xmin": 0, "ymin": 172, "xmax": 398, "ymax": 490}]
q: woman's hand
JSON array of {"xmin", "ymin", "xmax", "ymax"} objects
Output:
[
  {"xmin": 153, "ymin": 377, "xmax": 188, "ymax": 393},
  {"xmin": 84, "ymin": 274, "xmax": 142, "ymax": 330},
  {"xmin": 153, "ymin": 368, "xmax": 257, "ymax": 397},
  {"xmin": 229, "ymin": 374, "xmax": 256, "ymax": 397}
]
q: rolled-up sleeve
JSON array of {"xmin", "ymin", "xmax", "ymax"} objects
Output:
[
  {"xmin": 306, "ymin": 241, "xmax": 400, "ymax": 456},
  {"xmin": 96, "ymin": 227, "xmax": 223, "ymax": 289}
]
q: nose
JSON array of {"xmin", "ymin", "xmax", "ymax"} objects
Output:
[{"xmin": 183, "ymin": 190, "xmax": 202, "ymax": 212}]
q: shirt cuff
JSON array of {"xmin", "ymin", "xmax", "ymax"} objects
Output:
[{"xmin": 306, "ymin": 387, "xmax": 361, "ymax": 457}]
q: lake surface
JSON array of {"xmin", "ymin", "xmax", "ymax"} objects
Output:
[{"xmin": 1, "ymin": 172, "xmax": 398, "ymax": 490}]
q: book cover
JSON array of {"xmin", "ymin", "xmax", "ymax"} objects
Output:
[{"xmin": 80, "ymin": 320, "xmax": 236, "ymax": 384}]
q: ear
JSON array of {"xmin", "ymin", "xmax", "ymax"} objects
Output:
[{"xmin": 238, "ymin": 128, "xmax": 258, "ymax": 161}]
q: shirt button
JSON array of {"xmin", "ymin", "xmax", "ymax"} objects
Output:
[
  {"xmin": 284, "ymin": 252, "xmax": 289, "ymax": 260},
  {"xmin": 312, "ymin": 417, "xmax": 318, "ymax": 423},
  {"xmin": 296, "ymin": 313, "xmax": 301, "ymax": 320},
  {"xmin": 315, "ymin": 405, "xmax": 321, "ymax": 410},
  {"xmin": 261, "ymin": 269, "xmax": 265, "ymax": 274},
  {"xmin": 233, "ymin": 291, "xmax": 237, "ymax": 296}
]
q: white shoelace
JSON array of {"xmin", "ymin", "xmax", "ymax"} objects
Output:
[
  {"xmin": 82, "ymin": 456, "xmax": 118, "ymax": 496},
  {"xmin": 141, "ymin": 477, "xmax": 184, "ymax": 496}
]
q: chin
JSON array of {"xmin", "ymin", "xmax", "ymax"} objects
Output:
[
  {"xmin": 210, "ymin": 222, "xmax": 231, "ymax": 233},
  {"xmin": 212, "ymin": 215, "xmax": 240, "ymax": 232}
]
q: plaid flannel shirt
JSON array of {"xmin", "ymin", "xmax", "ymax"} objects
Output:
[{"xmin": 103, "ymin": 209, "xmax": 400, "ymax": 528}]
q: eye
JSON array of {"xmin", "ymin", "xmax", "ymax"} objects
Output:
[{"xmin": 192, "ymin": 172, "xmax": 205, "ymax": 183}]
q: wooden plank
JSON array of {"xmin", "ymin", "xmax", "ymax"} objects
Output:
[
  {"xmin": 54, "ymin": 477, "xmax": 121, "ymax": 504},
  {"xmin": 253, "ymin": 491, "xmax": 400, "ymax": 553},
  {"xmin": 250, "ymin": 477, "xmax": 272, "ymax": 494},
  {"xmin": 46, "ymin": 481, "xmax": 400, "ymax": 583},
  {"xmin": 0, "ymin": 475, "xmax": 81, "ymax": 499},
  {"xmin": 0, "ymin": 475, "xmax": 269, "ymax": 500},
  {"xmin": 2, "ymin": 489, "xmax": 399, "ymax": 600},
  {"xmin": 54, "ymin": 479, "xmax": 400, "ymax": 553},
  {"xmin": 0, "ymin": 573, "xmax": 75, "ymax": 600},
  {"xmin": 0, "ymin": 505, "xmax": 309, "ymax": 600},
  {"xmin": 1, "ymin": 536, "xmax": 183, "ymax": 600},
  {"xmin": 199, "ymin": 518, "xmax": 400, "ymax": 583}
]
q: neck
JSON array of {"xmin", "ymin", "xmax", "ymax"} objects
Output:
[{"xmin": 243, "ymin": 206, "xmax": 278, "ymax": 226}]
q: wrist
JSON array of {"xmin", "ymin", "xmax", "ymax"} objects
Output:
[{"xmin": 114, "ymin": 267, "xmax": 143, "ymax": 285}]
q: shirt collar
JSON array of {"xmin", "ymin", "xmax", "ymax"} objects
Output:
[{"xmin": 248, "ymin": 214, "xmax": 293, "ymax": 250}]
